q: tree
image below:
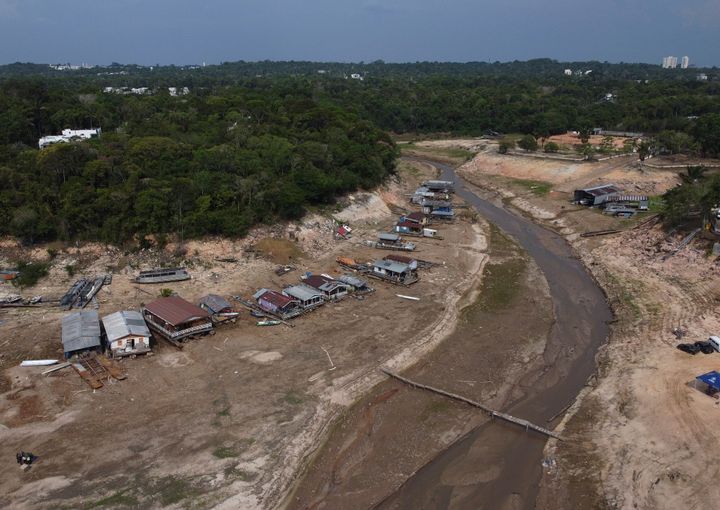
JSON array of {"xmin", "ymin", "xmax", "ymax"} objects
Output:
[
  {"xmin": 693, "ymin": 114, "xmax": 720, "ymax": 157},
  {"xmin": 498, "ymin": 138, "xmax": 514, "ymax": 154},
  {"xmin": 578, "ymin": 128, "xmax": 592, "ymax": 144},
  {"xmin": 678, "ymin": 165, "xmax": 707, "ymax": 185},
  {"xmin": 637, "ymin": 139, "xmax": 655, "ymax": 161},
  {"xmin": 543, "ymin": 141, "xmax": 560, "ymax": 153},
  {"xmin": 576, "ymin": 143, "xmax": 595, "ymax": 160},
  {"xmin": 517, "ymin": 135, "xmax": 538, "ymax": 152}
]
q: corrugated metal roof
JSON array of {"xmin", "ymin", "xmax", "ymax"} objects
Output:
[
  {"xmin": 404, "ymin": 212, "xmax": 425, "ymax": 222},
  {"xmin": 384, "ymin": 254, "xmax": 416, "ymax": 264},
  {"xmin": 397, "ymin": 220, "xmax": 422, "ymax": 229},
  {"xmin": 604, "ymin": 194, "xmax": 649, "ymax": 202},
  {"xmin": 304, "ymin": 275, "xmax": 346, "ymax": 293},
  {"xmin": 198, "ymin": 294, "xmax": 233, "ymax": 313},
  {"xmin": 144, "ymin": 296, "xmax": 210, "ymax": 326},
  {"xmin": 378, "ymin": 233, "xmax": 400, "ymax": 242},
  {"xmin": 283, "ymin": 285, "xmax": 324, "ymax": 302},
  {"xmin": 373, "ymin": 259, "xmax": 410, "ymax": 274},
  {"xmin": 102, "ymin": 311, "xmax": 150, "ymax": 343},
  {"xmin": 62, "ymin": 310, "xmax": 101, "ymax": 353},
  {"xmin": 336, "ymin": 275, "xmax": 369, "ymax": 288},
  {"xmin": 578, "ymin": 184, "xmax": 621, "ymax": 196}
]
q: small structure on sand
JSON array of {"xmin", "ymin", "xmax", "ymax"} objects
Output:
[
  {"xmin": 62, "ymin": 310, "xmax": 102, "ymax": 358},
  {"xmin": 102, "ymin": 310, "xmax": 151, "ymax": 358},
  {"xmin": 336, "ymin": 274, "xmax": 374, "ymax": 293},
  {"xmin": 143, "ymin": 296, "xmax": 212, "ymax": 345},
  {"xmin": 573, "ymin": 184, "xmax": 622, "ymax": 206},
  {"xmin": 370, "ymin": 260, "xmax": 419, "ymax": 285},
  {"xmin": 199, "ymin": 294, "xmax": 239, "ymax": 324}
]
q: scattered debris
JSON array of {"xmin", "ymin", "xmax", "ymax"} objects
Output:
[
  {"xmin": 320, "ymin": 346, "xmax": 336, "ymax": 371},
  {"xmin": 20, "ymin": 360, "xmax": 58, "ymax": 367},
  {"xmin": 275, "ymin": 265, "xmax": 296, "ymax": 276},
  {"xmin": 41, "ymin": 362, "xmax": 71, "ymax": 375},
  {"xmin": 396, "ymin": 294, "xmax": 420, "ymax": 301},
  {"xmin": 60, "ymin": 276, "xmax": 109, "ymax": 310}
]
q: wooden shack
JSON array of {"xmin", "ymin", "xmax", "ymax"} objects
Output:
[
  {"xmin": 101, "ymin": 310, "xmax": 151, "ymax": 358},
  {"xmin": 142, "ymin": 296, "xmax": 212, "ymax": 345},
  {"xmin": 253, "ymin": 289, "xmax": 302, "ymax": 318},
  {"xmin": 302, "ymin": 275, "xmax": 350, "ymax": 301},
  {"xmin": 199, "ymin": 294, "xmax": 239, "ymax": 324}
]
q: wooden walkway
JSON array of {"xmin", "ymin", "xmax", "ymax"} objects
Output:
[{"xmin": 381, "ymin": 369, "xmax": 564, "ymax": 441}]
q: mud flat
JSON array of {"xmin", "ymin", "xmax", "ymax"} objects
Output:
[{"xmin": 286, "ymin": 159, "xmax": 612, "ymax": 509}]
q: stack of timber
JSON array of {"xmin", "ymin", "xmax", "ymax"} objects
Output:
[{"xmin": 72, "ymin": 354, "xmax": 126, "ymax": 389}]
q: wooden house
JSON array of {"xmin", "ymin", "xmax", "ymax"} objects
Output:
[
  {"xmin": 384, "ymin": 254, "xmax": 419, "ymax": 271},
  {"xmin": 283, "ymin": 285, "xmax": 325, "ymax": 309},
  {"xmin": 253, "ymin": 289, "xmax": 301, "ymax": 318},
  {"xmin": 395, "ymin": 220, "xmax": 424, "ymax": 235},
  {"xmin": 371, "ymin": 260, "xmax": 419, "ymax": 285},
  {"xmin": 62, "ymin": 310, "xmax": 102, "ymax": 359},
  {"xmin": 302, "ymin": 274, "xmax": 350, "ymax": 301},
  {"xmin": 142, "ymin": 296, "xmax": 212, "ymax": 344},
  {"xmin": 401, "ymin": 212, "xmax": 428, "ymax": 226},
  {"xmin": 101, "ymin": 310, "xmax": 151, "ymax": 358}
]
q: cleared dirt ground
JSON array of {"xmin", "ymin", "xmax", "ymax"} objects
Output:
[
  {"xmin": 457, "ymin": 141, "xmax": 720, "ymax": 510},
  {"xmin": 0, "ymin": 162, "xmax": 484, "ymax": 509}
]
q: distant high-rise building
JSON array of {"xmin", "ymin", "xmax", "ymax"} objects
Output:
[
  {"xmin": 681, "ymin": 56, "xmax": 690, "ymax": 69},
  {"xmin": 662, "ymin": 56, "xmax": 678, "ymax": 69}
]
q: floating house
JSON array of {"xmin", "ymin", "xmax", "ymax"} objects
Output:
[
  {"xmin": 384, "ymin": 254, "xmax": 419, "ymax": 271},
  {"xmin": 283, "ymin": 285, "xmax": 325, "ymax": 309},
  {"xmin": 395, "ymin": 220, "xmax": 424, "ymax": 235},
  {"xmin": 253, "ymin": 289, "xmax": 301, "ymax": 317},
  {"xmin": 429, "ymin": 209, "xmax": 454, "ymax": 220},
  {"xmin": 411, "ymin": 187, "xmax": 450, "ymax": 204},
  {"xmin": 421, "ymin": 199, "xmax": 453, "ymax": 215},
  {"xmin": 336, "ymin": 274, "xmax": 374, "ymax": 293},
  {"xmin": 401, "ymin": 212, "xmax": 427, "ymax": 226},
  {"xmin": 370, "ymin": 260, "xmax": 419, "ymax": 285},
  {"xmin": 101, "ymin": 311, "xmax": 151, "ymax": 358},
  {"xmin": 422, "ymin": 180, "xmax": 455, "ymax": 193},
  {"xmin": 302, "ymin": 275, "xmax": 350, "ymax": 301},
  {"xmin": 199, "ymin": 294, "xmax": 239, "ymax": 323},
  {"xmin": 142, "ymin": 296, "xmax": 212, "ymax": 344},
  {"xmin": 62, "ymin": 310, "xmax": 102, "ymax": 358}
]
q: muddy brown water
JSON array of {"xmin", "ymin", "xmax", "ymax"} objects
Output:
[{"xmin": 290, "ymin": 159, "xmax": 612, "ymax": 510}]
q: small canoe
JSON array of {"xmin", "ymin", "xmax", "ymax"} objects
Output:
[
  {"xmin": 256, "ymin": 320, "xmax": 281, "ymax": 327},
  {"xmin": 250, "ymin": 310, "xmax": 266, "ymax": 318}
]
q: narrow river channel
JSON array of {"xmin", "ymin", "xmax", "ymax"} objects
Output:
[
  {"xmin": 289, "ymin": 158, "xmax": 613, "ymax": 510},
  {"xmin": 373, "ymin": 159, "xmax": 612, "ymax": 509}
]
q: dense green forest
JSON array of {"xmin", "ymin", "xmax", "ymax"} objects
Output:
[{"xmin": 1, "ymin": 60, "xmax": 720, "ymax": 243}]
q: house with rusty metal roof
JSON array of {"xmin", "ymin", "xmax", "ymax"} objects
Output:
[
  {"xmin": 253, "ymin": 289, "xmax": 302, "ymax": 318},
  {"xmin": 62, "ymin": 310, "xmax": 102, "ymax": 358},
  {"xmin": 101, "ymin": 310, "xmax": 151, "ymax": 358},
  {"xmin": 142, "ymin": 296, "xmax": 212, "ymax": 345}
]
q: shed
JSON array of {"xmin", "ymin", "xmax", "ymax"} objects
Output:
[
  {"xmin": 573, "ymin": 184, "xmax": 622, "ymax": 206},
  {"xmin": 401, "ymin": 212, "xmax": 427, "ymax": 225},
  {"xmin": 143, "ymin": 296, "xmax": 212, "ymax": 342},
  {"xmin": 283, "ymin": 285, "xmax": 325, "ymax": 309},
  {"xmin": 199, "ymin": 294, "xmax": 234, "ymax": 314},
  {"xmin": 62, "ymin": 310, "xmax": 101, "ymax": 358},
  {"xmin": 429, "ymin": 209, "xmax": 454, "ymax": 219},
  {"xmin": 101, "ymin": 311, "xmax": 151, "ymax": 358},
  {"xmin": 302, "ymin": 275, "xmax": 349, "ymax": 300}
]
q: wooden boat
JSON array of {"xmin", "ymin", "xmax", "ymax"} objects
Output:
[
  {"xmin": 134, "ymin": 267, "xmax": 190, "ymax": 284},
  {"xmin": 256, "ymin": 320, "xmax": 281, "ymax": 327}
]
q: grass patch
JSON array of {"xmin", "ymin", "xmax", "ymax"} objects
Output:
[
  {"xmin": 400, "ymin": 143, "xmax": 476, "ymax": 164},
  {"xmin": 86, "ymin": 490, "xmax": 138, "ymax": 508},
  {"xmin": 217, "ymin": 407, "xmax": 230, "ymax": 417},
  {"xmin": 254, "ymin": 238, "xmax": 304, "ymax": 264},
  {"xmin": 648, "ymin": 195, "xmax": 665, "ymax": 213},
  {"xmin": 213, "ymin": 446, "xmax": 240, "ymax": 459},
  {"xmin": 513, "ymin": 179, "xmax": 553, "ymax": 195},
  {"xmin": 154, "ymin": 476, "xmax": 199, "ymax": 507},
  {"xmin": 283, "ymin": 391, "xmax": 303, "ymax": 405},
  {"xmin": 476, "ymin": 258, "xmax": 527, "ymax": 312}
]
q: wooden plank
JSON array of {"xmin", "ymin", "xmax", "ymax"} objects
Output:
[{"xmin": 381, "ymin": 368, "xmax": 564, "ymax": 441}]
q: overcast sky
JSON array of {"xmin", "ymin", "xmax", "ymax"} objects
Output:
[{"xmin": 0, "ymin": 0, "xmax": 718, "ymax": 66}]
